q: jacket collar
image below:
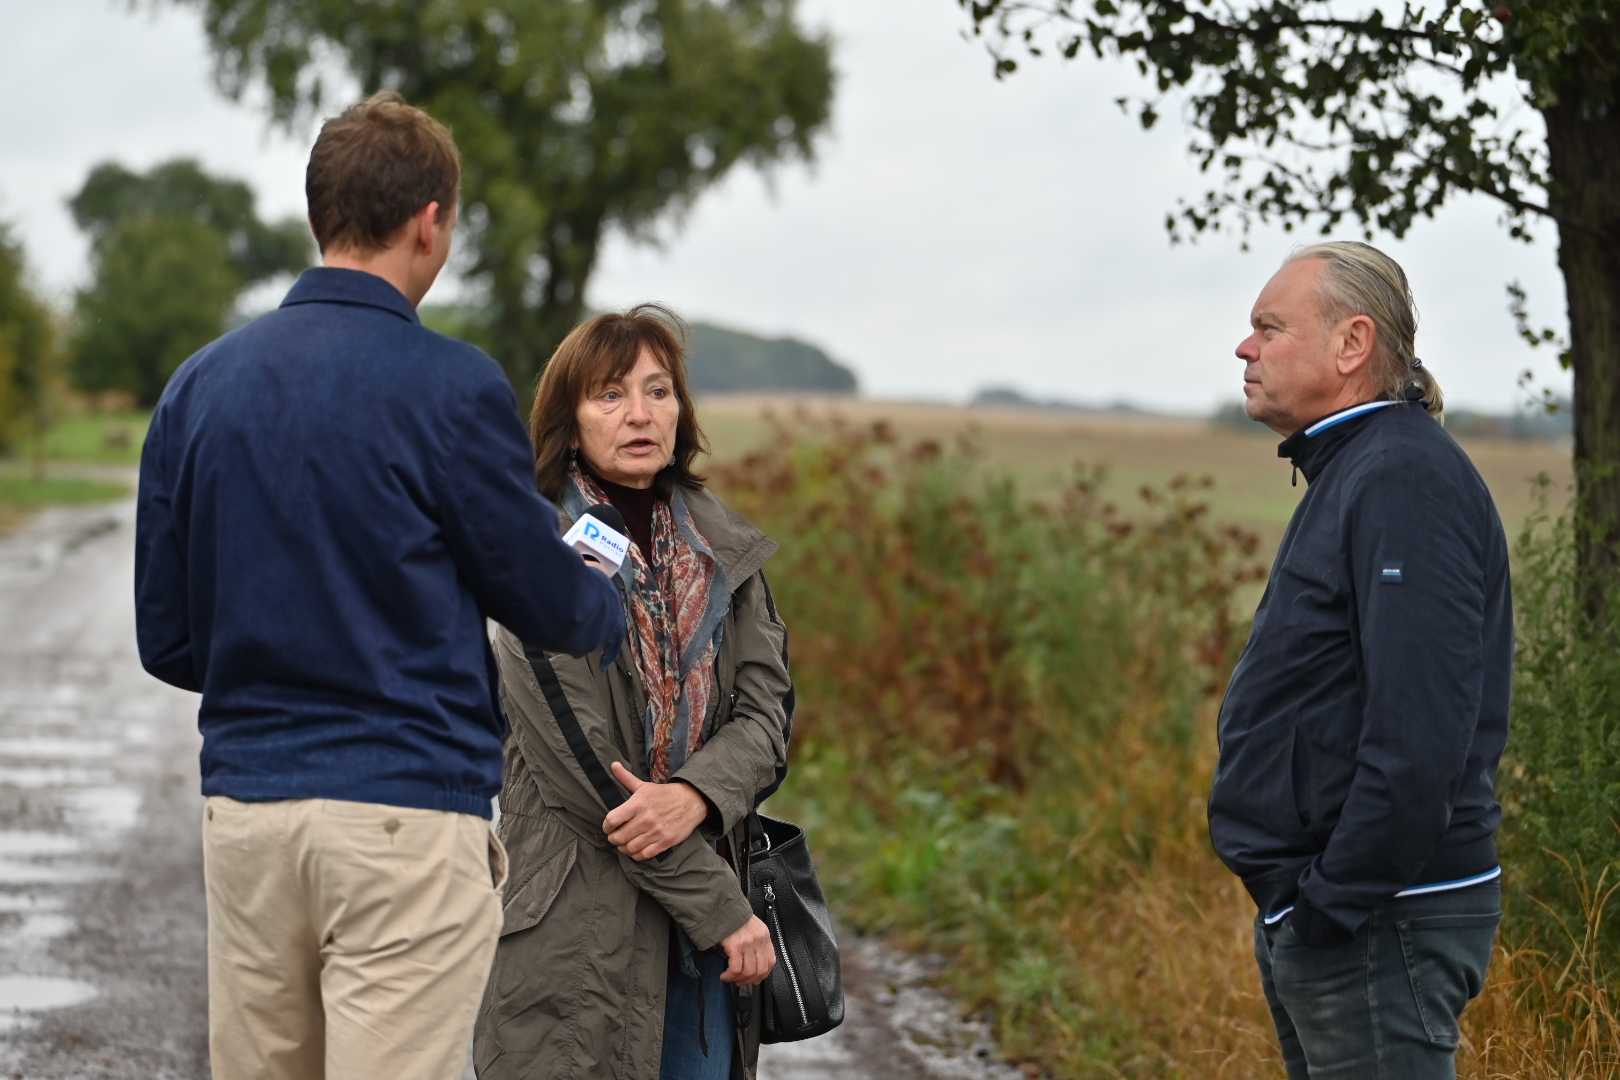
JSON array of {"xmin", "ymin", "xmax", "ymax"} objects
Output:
[
  {"xmin": 280, "ymin": 267, "xmax": 420, "ymax": 325},
  {"xmin": 681, "ymin": 485, "xmax": 779, "ymax": 589},
  {"xmin": 1276, "ymin": 399, "xmax": 1398, "ymax": 484}
]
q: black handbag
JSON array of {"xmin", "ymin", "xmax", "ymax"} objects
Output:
[{"xmin": 745, "ymin": 812, "xmax": 844, "ymax": 1043}]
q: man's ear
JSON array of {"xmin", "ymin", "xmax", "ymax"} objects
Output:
[
  {"xmin": 416, "ymin": 201, "xmax": 442, "ymax": 254},
  {"xmin": 1335, "ymin": 314, "xmax": 1378, "ymax": 378}
]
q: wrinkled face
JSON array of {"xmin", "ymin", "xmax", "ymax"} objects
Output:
[
  {"xmin": 573, "ymin": 346, "xmax": 680, "ymax": 489},
  {"xmin": 1235, "ymin": 258, "xmax": 1338, "ymax": 436}
]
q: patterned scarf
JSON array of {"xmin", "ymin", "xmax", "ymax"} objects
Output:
[{"xmin": 570, "ymin": 465, "xmax": 724, "ymax": 782}]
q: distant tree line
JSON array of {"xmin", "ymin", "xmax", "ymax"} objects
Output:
[
  {"xmin": 3, "ymin": 132, "xmax": 850, "ymax": 461},
  {"xmin": 69, "ymin": 160, "xmax": 312, "ymax": 407},
  {"xmin": 0, "ymin": 157, "xmax": 311, "ymax": 461}
]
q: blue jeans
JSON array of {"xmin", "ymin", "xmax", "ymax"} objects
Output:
[
  {"xmin": 660, "ymin": 948, "xmax": 734, "ymax": 1080},
  {"xmin": 1254, "ymin": 882, "xmax": 1501, "ymax": 1080}
]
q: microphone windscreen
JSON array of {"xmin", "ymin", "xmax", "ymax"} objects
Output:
[{"xmin": 584, "ymin": 503, "xmax": 627, "ymax": 535}]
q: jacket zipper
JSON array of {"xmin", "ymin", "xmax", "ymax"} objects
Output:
[{"xmin": 763, "ymin": 883, "xmax": 809, "ymax": 1027}]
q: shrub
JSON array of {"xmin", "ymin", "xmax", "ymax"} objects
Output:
[
  {"xmin": 713, "ymin": 416, "xmax": 1273, "ymax": 1075},
  {"xmin": 1479, "ymin": 476, "xmax": 1620, "ymax": 1073}
]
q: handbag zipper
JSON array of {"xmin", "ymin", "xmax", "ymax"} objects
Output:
[{"xmin": 763, "ymin": 883, "xmax": 810, "ymax": 1027}]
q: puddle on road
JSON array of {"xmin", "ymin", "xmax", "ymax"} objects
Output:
[
  {"xmin": 2, "ymin": 913, "xmax": 74, "ymax": 942},
  {"xmin": 0, "ymin": 738, "xmax": 119, "ymax": 760},
  {"xmin": 0, "ymin": 897, "xmax": 63, "ymax": 914},
  {"xmin": 0, "ymin": 707, "xmax": 85, "ymax": 728},
  {"xmin": 45, "ymin": 686, "xmax": 84, "ymax": 707},
  {"xmin": 59, "ymin": 787, "xmax": 142, "ymax": 832},
  {"xmin": 0, "ymin": 975, "xmax": 96, "ymax": 1012},
  {"xmin": 0, "ymin": 834, "xmax": 81, "ymax": 858},
  {"xmin": 0, "ymin": 766, "xmax": 114, "ymax": 789},
  {"xmin": 0, "ymin": 861, "xmax": 101, "ymax": 886},
  {"xmin": 0, "ymin": 832, "xmax": 92, "ymax": 887}
]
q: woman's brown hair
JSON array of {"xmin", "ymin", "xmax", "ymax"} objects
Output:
[{"xmin": 531, "ymin": 304, "xmax": 708, "ymax": 502}]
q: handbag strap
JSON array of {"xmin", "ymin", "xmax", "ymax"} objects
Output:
[
  {"xmin": 754, "ymin": 573, "xmax": 794, "ymax": 807},
  {"xmin": 524, "ymin": 645, "xmax": 625, "ymax": 812}
]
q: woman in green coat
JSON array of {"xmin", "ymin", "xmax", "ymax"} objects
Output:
[{"xmin": 473, "ymin": 305, "xmax": 791, "ymax": 1080}]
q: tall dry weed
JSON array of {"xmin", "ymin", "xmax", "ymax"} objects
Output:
[{"xmin": 714, "ymin": 416, "xmax": 1277, "ymax": 1075}]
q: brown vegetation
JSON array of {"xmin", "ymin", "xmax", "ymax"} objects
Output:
[{"xmin": 711, "ymin": 412, "xmax": 1614, "ymax": 1078}]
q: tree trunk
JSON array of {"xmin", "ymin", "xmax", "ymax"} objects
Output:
[
  {"xmin": 30, "ymin": 399, "xmax": 46, "ymax": 483},
  {"xmin": 1543, "ymin": 45, "xmax": 1620, "ymax": 622},
  {"xmin": 487, "ymin": 219, "xmax": 601, "ymax": 416}
]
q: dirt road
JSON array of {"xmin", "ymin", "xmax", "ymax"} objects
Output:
[{"xmin": 0, "ymin": 499, "xmax": 1013, "ymax": 1080}]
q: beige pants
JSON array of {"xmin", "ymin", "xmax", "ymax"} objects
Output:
[{"xmin": 202, "ymin": 796, "xmax": 507, "ymax": 1080}]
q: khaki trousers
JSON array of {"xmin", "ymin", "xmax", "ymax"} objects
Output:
[{"xmin": 202, "ymin": 796, "xmax": 507, "ymax": 1080}]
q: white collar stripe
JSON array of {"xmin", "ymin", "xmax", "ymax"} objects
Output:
[
  {"xmin": 1262, "ymin": 866, "xmax": 1500, "ymax": 925},
  {"xmin": 1393, "ymin": 867, "xmax": 1501, "ymax": 898},
  {"xmin": 1262, "ymin": 905, "xmax": 1295, "ymax": 925},
  {"xmin": 1304, "ymin": 400, "xmax": 1398, "ymax": 438}
]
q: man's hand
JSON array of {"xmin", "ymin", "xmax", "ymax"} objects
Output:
[
  {"xmin": 603, "ymin": 762, "xmax": 709, "ymax": 861},
  {"xmin": 719, "ymin": 916, "xmax": 776, "ymax": 985}
]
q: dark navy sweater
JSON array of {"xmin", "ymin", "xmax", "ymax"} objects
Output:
[
  {"xmin": 1208, "ymin": 401, "xmax": 1511, "ymax": 945},
  {"xmin": 135, "ymin": 268, "xmax": 624, "ymax": 818}
]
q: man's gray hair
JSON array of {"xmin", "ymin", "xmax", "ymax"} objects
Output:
[{"xmin": 1287, "ymin": 241, "xmax": 1444, "ymax": 417}]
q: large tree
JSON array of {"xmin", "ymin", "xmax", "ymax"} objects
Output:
[
  {"xmin": 175, "ymin": 0, "xmax": 835, "ymax": 399},
  {"xmin": 69, "ymin": 159, "xmax": 312, "ymax": 405},
  {"xmin": 960, "ymin": 0, "xmax": 1620, "ymax": 608}
]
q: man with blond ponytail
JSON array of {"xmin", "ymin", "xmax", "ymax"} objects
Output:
[{"xmin": 1209, "ymin": 242, "xmax": 1510, "ymax": 1078}]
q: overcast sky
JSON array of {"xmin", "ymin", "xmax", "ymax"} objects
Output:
[{"xmin": 1, "ymin": 0, "xmax": 1572, "ymax": 412}]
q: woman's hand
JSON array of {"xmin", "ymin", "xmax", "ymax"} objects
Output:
[
  {"xmin": 718, "ymin": 916, "xmax": 776, "ymax": 985},
  {"xmin": 603, "ymin": 762, "xmax": 709, "ymax": 861}
]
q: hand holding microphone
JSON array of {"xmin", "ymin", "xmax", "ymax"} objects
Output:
[{"xmin": 564, "ymin": 503, "xmax": 631, "ymax": 577}]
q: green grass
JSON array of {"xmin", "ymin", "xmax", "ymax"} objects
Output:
[
  {"xmin": 0, "ymin": 412, "xmax": 146, "ymax": 528},
  {"xmin": 40, "ymin": 412, "xmax": 149, "ymax": 464},
  {"xmin": 0, "ymin": 475, "xmax": 130, "ymax": 507}
]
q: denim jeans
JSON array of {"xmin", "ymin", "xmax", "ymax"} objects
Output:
[
  {"xmin": 659, "ymin": 948, "xmax": 734, "ymax": 1080},
  {"xmin": 1254, "ymin": 882, "xmax": 1501, "ymax": 1080}
]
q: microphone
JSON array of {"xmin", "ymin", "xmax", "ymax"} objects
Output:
[{"xmin": 562, "ymin": 503, "xmax": 631, "ymax": 575}]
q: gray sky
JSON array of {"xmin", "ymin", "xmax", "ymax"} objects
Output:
[{"xmin": 1, "ymin": 0, "xmax": 1572, "ymax": 412}]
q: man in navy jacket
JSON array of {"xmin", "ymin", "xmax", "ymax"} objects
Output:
[
  {"xmin": 135, "ymin": 92, "xmax": 623, "ymax": 1080},
  {"xmin": 1209, "ymin": 242, "xmax": 1509, "ymax": 1079}
]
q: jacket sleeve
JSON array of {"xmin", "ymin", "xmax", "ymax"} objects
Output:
[
  {"xmin": 134, "ymin": 405, "xmax": 200, "ymax": 692},
  {"xmin": 437, "ymin": 368, "xmax": 623, "ymax": 663},
  {"xmin": 672, "ymin": 572, "xmax": 792, "ymax": 834},
  {"xmin": 1290, "ymin": 451, "xmax": 1492, "ymax": 944},
  {"xmin": 494, "ymin": 628, "xmax": 755, "ymax": 951}
]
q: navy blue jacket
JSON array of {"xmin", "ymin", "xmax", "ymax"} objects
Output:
[
  {"xmin": 1208, "ymin": 401, "xmax": 1511, "ymax": 945},
  {"xmin": 135, "ymin": 268, "xmax": 624, "ymax": 818}
]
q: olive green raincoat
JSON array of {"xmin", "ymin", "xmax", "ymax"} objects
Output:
[{"xmin": 473, "ymin": 485, "xmax": 792, "ymax": 1080}]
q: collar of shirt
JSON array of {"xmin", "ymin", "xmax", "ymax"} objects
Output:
[
  {"xmin": 280, "ymin": 267, "xmax": 421, "ymax": 325},
  {"xmin": 1275, "ymin": 399, "xmax": 1400, "ymax": 484}
]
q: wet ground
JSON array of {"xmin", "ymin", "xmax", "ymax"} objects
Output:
[
  {"xmin": 0, "ymin": 499, "xmax": 207, "ymax": 1078},
  {"xmin": 0, "ymin": 498, "xmax": 1015, "ymax": 1080}
]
